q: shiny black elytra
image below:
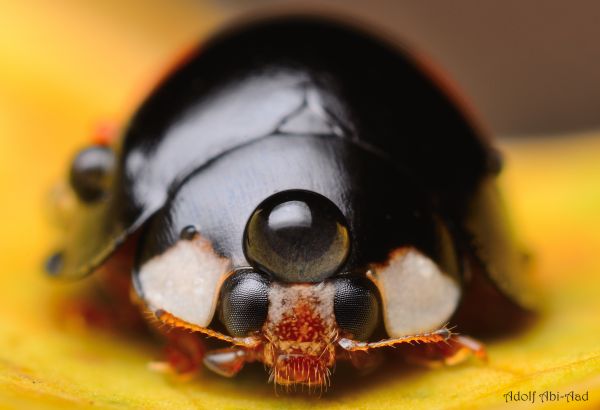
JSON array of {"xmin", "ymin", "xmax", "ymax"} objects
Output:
[{"xmin": 48, "ymin": 16, "xmax": 533, "ymax": 341}]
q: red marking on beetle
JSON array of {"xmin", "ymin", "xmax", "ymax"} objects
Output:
[
  {"xmin": 410, "ymin": 48, "xmax": 491, "ymax": 142},
  {"xmin": 91, "ymin": 121, "xmax": 118, "ymax": 146}
]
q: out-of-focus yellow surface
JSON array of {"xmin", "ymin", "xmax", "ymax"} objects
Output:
[{"xmin": 1, "ymin": 2, "xmax": 599, "ymax": 409}]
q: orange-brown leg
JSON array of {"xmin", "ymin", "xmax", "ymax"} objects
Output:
[
  {"xmin": 337, "ymin": 327, "xmax": 452, "ymax": 351},
  {"xmin": 143, "ymin": 310, "xmax": 264, "ymax": 379},
  {"xmin": 338, "ymin": 327, "xmax": 486, "ymax": 368},
  {"xmin": 403, "ymin": 334, "xmax": 487, "ymax": 368},
  {"xmin": 154, "ymin": 328, "xmax": 206, "ymax": 377},
  {"xmin": 341, "ymin": 349, "xmax": 384, "ymax": 375}
]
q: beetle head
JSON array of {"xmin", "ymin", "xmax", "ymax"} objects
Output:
[
  {"xmin": 132, "ymin": 154, "xmax": 462, "ymax": 387},
  {"xmin": 261, "ymin": 282, "xmax": 337, "ymax": 387}
]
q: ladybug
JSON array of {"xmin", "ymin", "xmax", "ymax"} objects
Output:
[{"xmin": 47, "ymin": 15, "xmax": 535, "ymax": 389}]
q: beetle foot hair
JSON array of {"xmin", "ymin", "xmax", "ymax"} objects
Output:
[{"xmin": 337, "ymin": 326, "xmax": 453, "ymax": 351}]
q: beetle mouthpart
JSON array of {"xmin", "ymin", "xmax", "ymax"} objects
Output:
[
  {"xmin": 203, "ymin": 347, "xmax": 247, "ymax": 377},
  {"xmin": 272, "ymin": 354, "xmax": 331, "ymax": 387}
]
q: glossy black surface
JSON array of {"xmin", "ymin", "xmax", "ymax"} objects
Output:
[
  {"xmin": 219, "ymin": 270, "xmax": 270, "ymax": 337},
  {"xmin": 244, "ymin": 190, "xmax": 350, "ymax": 282},
  {"xmin": 179, "ymin": 225, "xmax": 199, "ymax": 240},
  {"xmin": 51, "ymin": 16, "xmax": 525, "ymax": 312},
  {"xmin": 135, "ymin": 135, "xmax": 442, "ymax": 274},
  {"xmin": 69, "ymin": 145, "xmax": 115, "ymax": 203}
]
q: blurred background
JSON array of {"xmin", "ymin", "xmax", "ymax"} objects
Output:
[
  {"xmin": 222, "ymin": 0, "xmax": 600, "ymax": 137},
  {"xmin": 0, "ymin": 1, "xmax": 599, "ymax": 408},
  {"xmin": 3, "ymin": 0, "xmax": 600, "ymax": 282}
]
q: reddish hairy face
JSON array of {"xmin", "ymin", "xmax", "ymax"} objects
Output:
[{"xmin": 262, "ymin": 282, "xmax": 337, "ymax": 387}]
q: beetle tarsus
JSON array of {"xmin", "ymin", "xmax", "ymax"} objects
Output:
[
  {"xmin": 404, "ymin": 334, "xmax": 488, "ymax": 368},
  {"xmin": 153, "ymin": 309, "xmax": 262, "ymax": 348},
  {"xmin": 337, "ymin": 327, "xmax": 452, "ymax": 351}
]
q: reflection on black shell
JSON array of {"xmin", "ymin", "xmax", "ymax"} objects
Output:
[{"xmin": 52, "ymin": 16, "xmax": 494, "ymax": 282}]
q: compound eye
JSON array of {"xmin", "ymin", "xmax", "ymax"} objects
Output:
[
  {"xmin": 244, "ymin": 190, "xmax": 350, "ymax": 282},
  {"xmin": 219, "ymin": 270, "xmax": 270, "ymax": 337},
  {"xmin": 69, "ymin": 145, "xmax": 115, "ymax": 203},
  {"xmin": 333, "ymin": 276, "xmax": 380, "ymax": 341}
]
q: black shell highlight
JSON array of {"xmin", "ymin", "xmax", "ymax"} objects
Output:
[{"xmin": 48, "ymin": 15, "xmax": 532, "ymax": 310}]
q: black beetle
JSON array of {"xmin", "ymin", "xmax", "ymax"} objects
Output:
[{"xmin": 47, "ymin": 15, "xmax": 534, "ymax": 389}]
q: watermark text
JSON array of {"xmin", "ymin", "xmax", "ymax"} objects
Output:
[{"xmin": 503, "ymin": 390, "xmax": 589, "ymax": 404}]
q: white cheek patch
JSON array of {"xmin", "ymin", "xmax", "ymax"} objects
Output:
[
  {"xmin": 370, "ymin": 247, "xmax": 461, "ymax": 337},
  {"xmin": 136, "ymin": 236, "xmax": 231, "ymax": 327}
]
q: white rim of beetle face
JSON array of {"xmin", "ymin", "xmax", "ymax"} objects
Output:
[
  {"xmin": 369, "ymin": 247, "xmax": 461, "ymax": 337},
  {"xmin": 135, "ymin": 235, "xmax": 231, "ymax": 327}
]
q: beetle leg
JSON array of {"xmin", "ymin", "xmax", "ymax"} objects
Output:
[
  {"xmin": 203, "ymin": 347, "xmax": 249, "ymax": 377},
  {"xmin": 403, "ymin": 334, "xmax": 487, "ymax": 368},
  {"xmin": 337, "ymin": 349, "xmax": 384, "ymax": 375},
  {"xmin": 451, "ymin": 335, "xmax": 488, "ymax": 361},
  {"xmin": 337, "ymin": 327, "xmax": 452, "ymax": 351},
  {"xmin": 149, "ymin": 327, "xmax": 206, "ymax": 378},
  {"xmin": 153, "ymin": 309, "xmax": 262, "ymax": 348}
]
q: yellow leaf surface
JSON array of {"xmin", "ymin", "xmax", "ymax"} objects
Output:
[{"xmin": 1, "ymin": 2, "xmax": 599, "ymax": 409}]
